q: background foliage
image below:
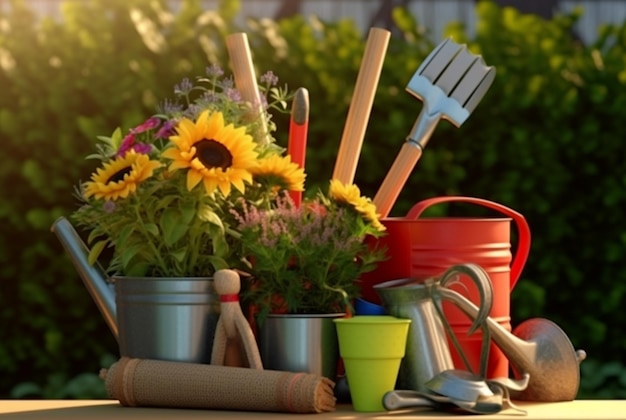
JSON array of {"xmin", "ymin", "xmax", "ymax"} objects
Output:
[{"xmin": 1, "ymin": 0, "xmax": 625, "ymax": 398}]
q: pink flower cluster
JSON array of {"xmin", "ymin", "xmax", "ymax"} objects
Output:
[
  {"xmin": 116, "ymin": 117, "xmax": 176, "ymax": 157},
  {"xmin": 232, "ymin": 193, "xmax": 360, "ymax": 252}
]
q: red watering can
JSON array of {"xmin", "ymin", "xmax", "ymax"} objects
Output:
[{"xmin": 359, "ymin": 196, "xmax": 531, "ymax": 378}]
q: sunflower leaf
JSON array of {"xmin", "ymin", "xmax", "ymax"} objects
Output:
[
  {"xmin": 198, "ymin": 208, "xmax": 224, "ymax": 231},
  {"xmin": 156, "ymin": 195, "xmax": 177, "ymax": 210},
  {"xmin": 211, "ymin": 231, "xmax": 229, "ymax": 257},
  {"xmin": 180, "ymin": 202, "xmax": 196, "ymax": 225},
  {"xmin": 206, "ymin": 255, "xmax": 229, "ymax": 271},
  {"xmin": 169, "ymin": 248, "xmax": 187, "ymax": 263},
  {"xmin": 120, "ymin": 242, "xmax": 142, "ymax": 269},
  {"xmin": 124, "ymin": 260, "xmax": 150, "ymax": 277},
  {"xmin": 117, "ymin": 224, "xmax": 135, "ymax": 244},
  {"xmin": 160, "ymin": 208, "xmax": 188, "ymax": 246},
  {"xmin": 143, "ymin": 223, "xmax": 160, "ymax": 237}
]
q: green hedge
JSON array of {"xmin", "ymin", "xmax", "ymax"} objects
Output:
[{"xmin": 1, "ymin": 0, "xmax": 625, "ymax": 398}]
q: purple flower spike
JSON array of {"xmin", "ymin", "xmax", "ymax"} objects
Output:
[
  {"xmin": 159, "ymin": 99, "xmax": 183, "ymax": 115},
  {"xmin": 202, "ymin": 91, "xmax": 219, "ymax": 104},
  {"xmin": 206, "ymin": 64, "xmax": 224, "ymax": 78},
  {"xmin": 174, "ymin": 77, "xmax": 193, "ymax": 95},
  {"xmin": 225, "ymin": 87, "xmax": 242, "ymax": 102},
  {"xmin": 220, "ymin": 77, "xmax": 234, "ymax": 89},
  {"xmin": 260, "ymin": 71, "xmax": 278, "ymax": 86}
]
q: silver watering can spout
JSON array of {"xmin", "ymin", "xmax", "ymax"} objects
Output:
[
  {"xmin": 51, "ymin": 216, "xmax": 118, "ymax": 339},
  {"xmin": 438, "ymin": 286, "xmax": 586, "ymax": 402}
]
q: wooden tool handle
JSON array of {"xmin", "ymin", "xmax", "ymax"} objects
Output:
[
  {"xmin": 332, "ymin": 27, "xmax": 390, "ymax": 185},
  {"xmin": 373, "ymin": 141, "xmax": 423, "ymax": 218},
  {"xmin": 225, "ymin": 33, "xmax": 269, "ymax": 145}
]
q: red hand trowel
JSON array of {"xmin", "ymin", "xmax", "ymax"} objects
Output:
[{"xmin": 373, "ymin": 39, "xmax": 496, "ymax": 218}]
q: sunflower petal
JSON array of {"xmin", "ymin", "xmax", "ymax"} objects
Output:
[
  {"xmin": 203, "ymin": 176, "xmax": 220, "ymax": 196},
  {"xmin": 186, "ymin": 170, "xmax": 203, "ymax": 191},
  {"xmin": 217, "ymin": 179, "xmax": 232, "ymax": 197}
]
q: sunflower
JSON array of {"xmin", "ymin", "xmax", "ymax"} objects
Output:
[
  {"xmin": 250, "ymin": 154, "xmax": 306, "ymax": 192},
  {"xmin": 329, "ymin": 179, "xmax": 386, "ymax": 232},
  {"xmin": 83, "ymin": 151, "xmax": 161, "ymax": 201},
  {"xmin": 162, "ymin": 110, "xmax": 258, "ymax": 197}
]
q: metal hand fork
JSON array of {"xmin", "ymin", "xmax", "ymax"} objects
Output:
[{"xmin": 372, "ymin": 39, "xmax": 496, "ymax": 218}]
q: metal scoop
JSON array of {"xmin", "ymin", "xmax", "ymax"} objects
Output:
[
  {"xmin": 373, "ymin": 38, "xmax": 496, "ymax": 218},
  {"xmin": 383, "ymin": 369, "xmax": 530, "ymax": 415},
  {"xmin": 383, "ymin": 388, "xmax": 505, "ymax": 415}
]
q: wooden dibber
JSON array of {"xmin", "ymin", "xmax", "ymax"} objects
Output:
[
  {"xmin": 211, "ymin": 269, "xmax": 263, "ymax": 369},
  {"xmin": 332, "ymin": 27, "xmax": 390, "ymax": 185},
  {"xmin": 226, "ymin": 32, "xmax": 270, "ymax": 146}
]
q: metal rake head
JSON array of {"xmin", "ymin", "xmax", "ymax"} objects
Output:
[{"xmin": 406, "ymin": 38, "xmax": 495, "ymax": 127}]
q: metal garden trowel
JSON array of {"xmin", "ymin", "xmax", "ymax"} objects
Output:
[{"xmin": 373, "ymin": 38, "xmax": 496, "ymax": 218}]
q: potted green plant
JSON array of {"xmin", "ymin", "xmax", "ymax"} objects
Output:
[
  {"xmin": 72, "ymin": 66, "xmax": 299, "ymax": 276},
  {"xmin": 231, "ymin": 180, "xmax": 387, "ymax": 377},
  {"xmin": 61, "ymin": 65, "xmax": 304, "ymax": 363}
]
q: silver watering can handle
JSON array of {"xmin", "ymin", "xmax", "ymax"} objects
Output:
[{"xmin": 430, "ymin": 263, "xmax": 494, "ymax": 378}]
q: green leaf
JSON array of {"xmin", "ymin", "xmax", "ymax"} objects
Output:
[
  {"xmin": 180, "ymin": 201, "xmax": 197, "ymax": 225},
  {"xmin": 143, "ymin": 223, "xmax": 159, "ymax": 237},
  {"xmin": 120, "ymin": 242, "xmax": 142, "ymax": 269},
  {"xmin": 210, "ymin": 231, "xmax": 229, "ymax": 257},
  {"xmin": 206, "ymin": 255, "xmax": 229, "ymax": 271},
  {"xmin": 169, "ymin": 248, "xmax": 187, "ymax": 263},
  {"xmin": 124, "ymin": 261, "xmax": 150, "ymax": 277},
  {"xmin": 110, "ymin": 127, "xmax": 124, "ymax": 148},
  {"xmin": 10, "ymin": 382, "xmax": 42, "ymax": 398},
  {"xmin": 618, "ymin": 367, "xmax": 626, "ymax": 387},
  {"xmin": 88, "ymin": 240, "xmax": 107, "ymax": 266},
  {"xmin": 87, "ymin": 229, "xmax": 103, "ymax": 245},
  {"xmin": 160, "ymin": 208, "xmax": 188, "ymax": 246},
  {"xmin": 198, "ymin": 207, "xmax": 224, "ymax": 231},
  {"xmin": 117, "ymin": 224, "xmax": 135, "ymax": 244}
]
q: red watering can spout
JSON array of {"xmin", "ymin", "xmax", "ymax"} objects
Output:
[{"xmin": 406, "ymin": 196, "xmax": 531, "ymax": 290}]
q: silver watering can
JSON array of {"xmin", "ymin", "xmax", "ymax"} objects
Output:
[
  {"xmin": 375, "ymin": 263, "xmax": 586, "ymax": 402},
  {"xmin": 374, "ymin": 263, "xmax": 493, "ymax": 394},
  {"xmin": 51, "ymin": 217, "xmax": 220, "ymax": 363}
]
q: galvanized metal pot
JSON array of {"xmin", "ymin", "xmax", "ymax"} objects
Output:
[
  {"xmin": 115, "ymin": 276, "xmax": 220, "ymax": 364},
  {"xmin": 257, "ymin": 313, "xmax": 343, "ymax": 380}
]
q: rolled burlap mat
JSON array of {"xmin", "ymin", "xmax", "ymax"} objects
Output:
[{"xmin": 100, "ymin": 357, "xmax": 336, "ymax": 413}]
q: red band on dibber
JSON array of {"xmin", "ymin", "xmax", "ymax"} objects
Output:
[{"xmin": 220, "ymin": 294, "xmax": 239, "ymax": 302}]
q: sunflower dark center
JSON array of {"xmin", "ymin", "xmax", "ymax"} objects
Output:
[
  {"xmin": 195, "ymin": 139, "xmax": 232, "ymax": 170},
  {"xmin": 107, "ymin": 167, "xmax": 132, "ymax": 184}
]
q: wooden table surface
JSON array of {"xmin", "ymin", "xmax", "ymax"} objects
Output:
[{"xmin": 1, "ymin": 400, "xmax": 625, "ymax": 419}]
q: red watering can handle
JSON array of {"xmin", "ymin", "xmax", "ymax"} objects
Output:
[{"xmin": 406, "ymin": 196, "xmax": 531, "ymax": 290}]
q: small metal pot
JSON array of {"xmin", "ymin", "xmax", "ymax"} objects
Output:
[{"xmin": 257, "ymin": 313, "xmax": 343, "ymax": 380}]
